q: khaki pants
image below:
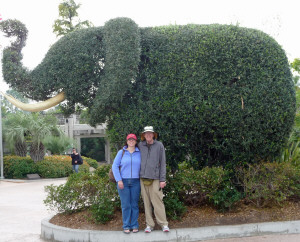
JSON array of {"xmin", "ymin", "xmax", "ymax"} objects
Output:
[{"xmin": 140, "ymin": 179, "xmax": 168, "ymax": 228}]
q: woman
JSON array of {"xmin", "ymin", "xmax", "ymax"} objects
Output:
[
  {"xmin": 71, "ymin": 148, "xmax": 83, "ymax": 173},
  {"xmin": 112, "ymin": 133, "xmax": 141, "ymax": 234}
]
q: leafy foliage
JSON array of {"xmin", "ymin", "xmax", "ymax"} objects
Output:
[
  {"xmin": 26, "ymin": 113, "xmax": 61, "ymax": 162},
  {"xmin": 81, "ymin": 138, "xmax": 105, "ymax": 162},
  {"xmin": 44, "ymin": 166, "xmax": 119, "ymax": 224},
  {"xmin": 3, "ymin": 155, "xmax": 90, "ymax": 178},
  {"xmin": 4, "ymin": 156, "xmax": 37, "ymax": 178},
  {"xmin": 53, "ymin": 0, "xmax": 93, "ymax": 37},
  {"xmin": 164, "ymin": 166, "xmax": 241, "ymax": 212},
  {"xmin": 291, "ymin": 58, "xmax": 300, "ymax": 86},
  {"xmin": 44, "ymin": 162, "xmax": 299, "ymax": 223},
  {"xmin": 89, "ymin": 17, "xmax": 141, "ymax": 124},
  {"xmin": 3, "ymin": 112, "xmax": 30, "ymax": 156},
  {"xmin": 108, "ymin": 24, "xmax": 295, "ymax": 169},
  {"xmin": 81, "ymin": 156, "xmax": 98, "ymax": 169},
  {"xmin": 36, "ymin": 155, "xmax": 73, "ymax": 178},
  {"xmin": 236, "ymin": 161, "xmax": 300, "ymax": 207},
  {"xmin": 1, "ymin": 18, "xmax": 295, "ymax": 169},
  {"xmin": 43, "ymin": 135, "xmax": 74, "ymax": 155}
]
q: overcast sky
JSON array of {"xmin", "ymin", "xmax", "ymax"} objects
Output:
[{"xmin": 1, "ymin": 0, "xmax": 300, "ymax": 93}]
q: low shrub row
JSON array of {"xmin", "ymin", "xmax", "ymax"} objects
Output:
[
  {"xmin": 44, "ymin": 165, "xmax": 119, "ymax": 223},
  {"xmin": 44, "ymin": 161, "xmax": 300, "ymax": 224},
  {"xmin": 3, "ymin": 155, "xmax": 91, "ymax": 178},
  {"xmin": 81, "ymin": 156, "xmax": 99, "ymax": 169}
]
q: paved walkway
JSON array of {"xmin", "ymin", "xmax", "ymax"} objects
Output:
[
  {"xmin": 0, "ymin": 178, "xmax": 66, "ymax": 242},
  {"xmin": 0, "ymin": 178, "xmax": 300, "ymax": 242}
]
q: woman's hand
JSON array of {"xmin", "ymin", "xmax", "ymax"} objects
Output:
[
  {"xmin": 160, "ymin": 181, "xmax": 166, "ymax": 189},
  {"xmin": 118, "ymin": 180, "xmax": 124, "ymax": 189}
]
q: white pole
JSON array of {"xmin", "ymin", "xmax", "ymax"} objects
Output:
[{"xmin": 0, "ymin": 94, "xmax": 4, "ymax": 179}]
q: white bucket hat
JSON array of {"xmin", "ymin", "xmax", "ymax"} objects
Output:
[{"xmin": 141, "ymin": 126, "xmax": 158, "ymax": 140}]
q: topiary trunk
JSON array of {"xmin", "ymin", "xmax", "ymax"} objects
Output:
[
  {"xmin": 14, "ymin": 140, "xmax": 27, "ymax": 157},
  {"xmin": 29, "ymin": 142, "xmax": 45, "ymax": 162}
]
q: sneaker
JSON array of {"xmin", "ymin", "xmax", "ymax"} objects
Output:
[
  {"xmin": 144, "ymin": 226, "xmax": 152, "ymax": 233},
  {"xmin": 162, "ymin": 226, "xmax": 170, "ymax": 232}
]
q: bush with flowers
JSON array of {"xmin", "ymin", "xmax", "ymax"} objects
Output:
[{"xmin": 3, "ymin": 155, "xmax": 90, "ymax": 178}]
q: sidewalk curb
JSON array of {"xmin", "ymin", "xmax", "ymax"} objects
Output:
[
  {"xmin": 0, "ymin": 177, "xmax": 67, "ymax": 183},
  {"xmin": 41, "ymin": 217, "xmax": 300, "ymax": 242}
]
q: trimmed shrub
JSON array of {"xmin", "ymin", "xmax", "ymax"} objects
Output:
[
  {"xmin": 107, "ymin": 23, "xmax": 295, "ymax": 170},
  {"xmin": 1, "ymin": 18, "xmax": 294, "ymax": 170},
  {"xmin": 93, "ymin": 164, "xmax": 111, "ymax": 178},
  {"xmin": 44, "ymin": 163, "xmax": 299, "ymax": 223},
  {"xmin": 3, "ymin": 155, "xmax": 37, "ymax": 178},
  {"xmin": 44, "ymin": 171, "xmax": 119, "ymax": 221},
  {"xmin": 236, "ymin": 161, "xmax": 300, "ymax": 207},
  {"xmin": 3, "ymin": 155, "xmax": 91, "ymax": 179},
  {"xmin": 165, "ymin": 166, "xmax": 241, "ymax": 212},
  {"xmin": 36, "ymin": 155, "xmax": 73, "ymax": 178},
  {"xmin": 82, "ymin": 156, "xmax": 98, "ymax": 169}
]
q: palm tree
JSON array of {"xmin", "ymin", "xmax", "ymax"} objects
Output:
[
  {"xmin": 27, "ymin": 113, "xmax": 61, "ymax": 162},
  {"xmin": 3, "ymin": 112, "xmax": 30, "ymax": 156},
  {"xmin": 43, "ymin": 135, "xmax": 74, "ymax": 155}
]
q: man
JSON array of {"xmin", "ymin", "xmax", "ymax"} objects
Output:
[{"xmin": 138, "ymin": 126, "xmax": 169, "ymax": 233}]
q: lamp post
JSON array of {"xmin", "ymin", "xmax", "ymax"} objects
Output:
[
  {"xmin": 0, "ymin": 93, "xmax": 4, "ymax": 179},
  {"xmin": 0, "ymin": 39, "xmax": 4, "ymax": 179}
]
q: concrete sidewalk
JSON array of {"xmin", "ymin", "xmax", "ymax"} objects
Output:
[
  {"xmin": 0, "ymin": 178, "xmax": 66, "ymax": 242},
  {"xmin": 1, "ymin": 178, "xmax": 300, "ymax": 242}
]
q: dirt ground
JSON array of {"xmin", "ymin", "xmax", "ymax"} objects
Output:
[{"xmin": 50, "ymin": 200, "xmax": 300, "ymax": 231}]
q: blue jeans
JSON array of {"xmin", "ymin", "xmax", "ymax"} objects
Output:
[
  {"xmin": 117, "ymin": 178, "xmax": 141, "ymax": 230},
  {"xmin": 72, "ymin": 164, "xmax": 79, "ymax": 173}
]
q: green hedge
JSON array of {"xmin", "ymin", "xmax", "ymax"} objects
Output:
[
  {"xmin": 108, "ymin": 23, "xmax": 295, "ymax": 169},
  {"xmin": 4, "ymin": 156, "xmax": 37, "ymax": 179},
  {"xmin": 1, "ymin": 18, "xmax": 295, "ymax": 169},
  {"xmin": 3, "ymin": 155, "xmax": 90, "ymax": 178},
  {"xmin": 81, "ymin": 156, "xmax": 98, "ymax": 169}
]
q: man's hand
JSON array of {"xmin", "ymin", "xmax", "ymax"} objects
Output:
[
  {"xmin": 75, "ymin": 161, "xmax": 77, "ymax": 164},
  {"xmin": 160, "ymin": 181, "xmax": 166, "ymax": 189},
  {"xmin": 118, "ymin": 180, "xmax": 124, "ymax": 189}
]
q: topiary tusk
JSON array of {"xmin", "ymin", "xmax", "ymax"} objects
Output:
[{"xmin": 0, "ymin": 91, "xmax": 65, "ymax": 112}]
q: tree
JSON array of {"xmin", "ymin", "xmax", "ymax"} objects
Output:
[
  {"xmin": 27, "ymin": 114, "xmax": 61, "ymax": 162},
  {"xmin": 291, "ymin": 58, "xmax": 300, "ymax": 86},
  {"xmin": 53, "ymin": 0, "xmax": 93, "ymax": 37},
  {"xmin": 43, "ymin": 135, "xmax": 74, "ymax": 155},
  {"xmin": 3, "ymin": 112, "xmax": 29, "ymax": 156},
  {"xmin": 3, "ymin": 112, "xmax": 61, "ymax": 161}
]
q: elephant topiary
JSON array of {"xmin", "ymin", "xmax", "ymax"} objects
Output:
[{"xmin": 0, "ymin": 17, "xmax": 295, "ymax": 169}]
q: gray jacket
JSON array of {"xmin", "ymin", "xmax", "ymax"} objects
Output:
[{"xmin": 138, "ymin": 140, "xmax": 166, "ymax": 181}]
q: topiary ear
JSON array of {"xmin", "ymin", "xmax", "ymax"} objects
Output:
[{"xmin": 90, "ymin": 17, "xmax": 141, "ymax": 124}]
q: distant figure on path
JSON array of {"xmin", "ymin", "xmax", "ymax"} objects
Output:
[{"xmin": 71, "ymin": 148, "xmax": 83, "ymax": 173}]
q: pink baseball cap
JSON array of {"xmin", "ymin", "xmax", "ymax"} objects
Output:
[{"xmin": 126, "ymin": 133, "xmax": 137, "ymax": 140}]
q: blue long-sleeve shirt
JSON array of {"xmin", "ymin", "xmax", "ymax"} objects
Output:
[{"xmin": 112, "ymin": 146, "xmax": 141, "ymax": 182}]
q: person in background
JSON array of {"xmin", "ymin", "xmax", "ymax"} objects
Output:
[
  {"xmin": 112, "ymin": 134, "xmax": 141, "ymax": 234},
  {"xmin": 71, "ymin": 148, "xmax": 82, "ymax": 173},
  {"xmin": 138, "ymin": 126, "xmax": 169, "ymax": 233}
]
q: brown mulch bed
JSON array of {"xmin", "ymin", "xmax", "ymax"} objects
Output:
[{"xmin": 50, "ymin": 201, "xmax": 300, "ymax": 231}]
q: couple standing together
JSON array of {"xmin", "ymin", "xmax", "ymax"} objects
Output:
[{"xmin": 112, "ymin": 126, "xmax": 169, "ymax": 234}]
